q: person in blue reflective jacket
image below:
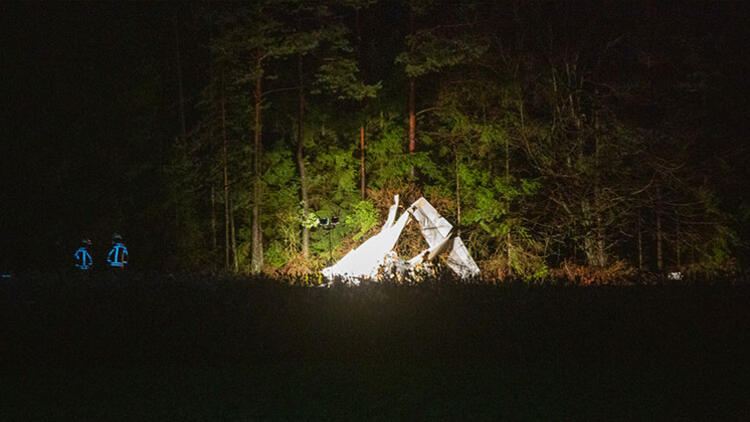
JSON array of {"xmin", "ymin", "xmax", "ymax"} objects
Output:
[
  {"xmin": 74, "ymin": 238, "xmax": 93, "ymax": 270},
  {"xmin": 107, "ymin": 233, "xmax": 129, "ymax": 270}
]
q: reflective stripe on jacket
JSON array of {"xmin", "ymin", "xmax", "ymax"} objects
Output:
[
  {"xmin": 74, "ymin": 247, "xmax": 93, "ymax": 270},
  {"xmin": 107, "ymin": 243, "xmax": 129, "ymax": 267}
]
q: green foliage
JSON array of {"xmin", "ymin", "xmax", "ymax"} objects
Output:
[
  {"xmin": 314, "ymin": 58, "xmax": 381, "ymax": 101},
  {"xmin": 172, "ymin": 1, "xmax": 745, "ymax": 279},
  {"xmin": 298, "ymin": 202, "xmax": 320, "ymax": 229},
  {"xmin": 461, "ymin": 172, "xmax": 539, "ymax": 239},
  {"xmin": 365, "ymin": 119, "xmax": 444, "ymax": 187},
  {"xmin": 259, "ymin": 144, "xmax": 301, "ymax": 269},
  {"xmin": 11, "ymin": 1, "xmax": 745, "ymax": 279},
  {"xmin": 395, "ymin": 4, "xmax": 488, "ymax": 79},
  {"xmin": 684, "ymin": 224, "xmax": 739, "ymax": 278},
  {"xmin": 397, "ymin": 35, "xmax": 487, "ymax": 78},
  {"xmin": 344, "ymin": 200, "xmax": 379, "ymax": 240},
  {"xmin": 264, "ymin": 241, "xmax": 289, "ymax": 269},
  {"xmin": 312, "ymin": 145, "xmax": 358, "ymax": 205}
]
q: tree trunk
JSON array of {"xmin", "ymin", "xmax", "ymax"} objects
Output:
[
  {"xmin": 221, "ymin": 69, "xmax": 230, "ymax": 272},
  {"xmin": 211, "ymin": 184, "xmax": 217, "ymax": 257},
  {"xmin": 360, "ymin": 125, "xmax": 366, "ymax": 200},
  {"xmin": 505, "ymin": 129, "xmax": 512, "ymax": 274},
  {"xmin": 582, "ymin": 199, "xmax": 605, "ymax": 267},
  {"xmin": 455, "ymin": 146, "xmax": 461, "ymax": 232},
  {"xmin": 637, "ymin": 210, "xmax": 643, "ymax": 271},
  {"xmin": 297, "ymin": 55, "xmax": 310, "ymax": 259},
  {"xmin": 407, "ymin": 8, "xmax": 416, "ymax": 178},
  {"xmin": 676, "ymin": 212, "xmax": 681, "ymax": 269},
  {"xmin": 593, "ymin": 113, "xmax": 606, "ymax": 267},
  {"xmin": 656, "ymin": 212, "xmax": 663, "ymax": 272},
  {"xmin": 251, "ymin": 56, "xmax": 264, "ymax": 273},
  {"xmin": 355, "ymin": 6, "xmax": 366, "ymax": 200},
  {"xmin": 595, "ymin": 212, "xmax": 606, "ymax": 267},
  {"xmin": 230, "ymin": 199, "xmax": 239, "ymax": 273},
  {"xmin": 173, "ymin": 15, "xmax": 186, "ymax": 141},
  {"xmin": 408, "ymin": 78, "xmax": 416, "ymax": 155}
]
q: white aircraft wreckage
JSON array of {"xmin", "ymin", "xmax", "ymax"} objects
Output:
[{"xmin": 322, "ymin": 195, "xmax": 480, "ymax": 282}]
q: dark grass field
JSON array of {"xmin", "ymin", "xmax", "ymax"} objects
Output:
[{"xmin": 2, "ymin": 273, "xmax": 749, "ymax": 420}]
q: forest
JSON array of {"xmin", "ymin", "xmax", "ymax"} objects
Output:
[
  {"xmin": 3, "ymin": 3, "xmax": 750, "ymax": 418},
  {"xmin": 3, "ymin": 0, "xmax": 749, "ymax": 281}
]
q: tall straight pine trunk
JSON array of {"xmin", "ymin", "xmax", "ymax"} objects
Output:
[
  {"xmin": 173, "ymin": 15, "xmax": 186, "ymax": 141},
  {"xmin": 356, "ymin": 7, "xmax": 366, "ymax": 200},
  {"xmin": 656, "ymin": 188, "xmax": 663, "ymax": 272},
  {"xmin": 211, "ymin": 185, "xmax": 217, "ymax": 258},
  {"xmin": 221, "ymin": 69, "xmax": 231, "ymax": 272},
  {"xmin": 230, "ymin": 199, "xmax": 239, "ymax": 272},
  {"xmin": 251, "ymin": 56, "xmax": 264, "ymax": 273},
  {"xmin": 297, "ymin": 55, "xmax": 310, "ymax": 258},
  {"xmin": 637, "ymin": 209, "xmax": 643, "ymax": 271},
  {"xmin": 505, "ymin": 124, "xmax": 511, "ymax": 273},
  {"xmin": 360, "ymin": 125, "xmax": 365, "ymax": 199},
  {"xmin": 408, "ymin": 78, "xmax": 416, "ymax": 154},
  {"xmin": 656, "ymin": 212, "xmax": 663, "ymax": 272},
  {"xmin": 407, "ymin": 9, "xmax": 416, "ymax": 178}
]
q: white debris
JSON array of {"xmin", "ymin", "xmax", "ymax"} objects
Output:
[
  {"xmin": 321, "ymin": 195, "xmax": 480, "ymax": 282},
  {"xmin": 406, "ymin": 197, "xmax": 480, "ymax": 279}
]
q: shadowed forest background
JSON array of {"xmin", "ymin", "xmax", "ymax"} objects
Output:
[
  {"xmin": 3, "ymin": 0, "xmax": 749, "ymax": 281},
  {"xmin": 2, "ymin": 2, "xmax": 750, "ymax": 419}
]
